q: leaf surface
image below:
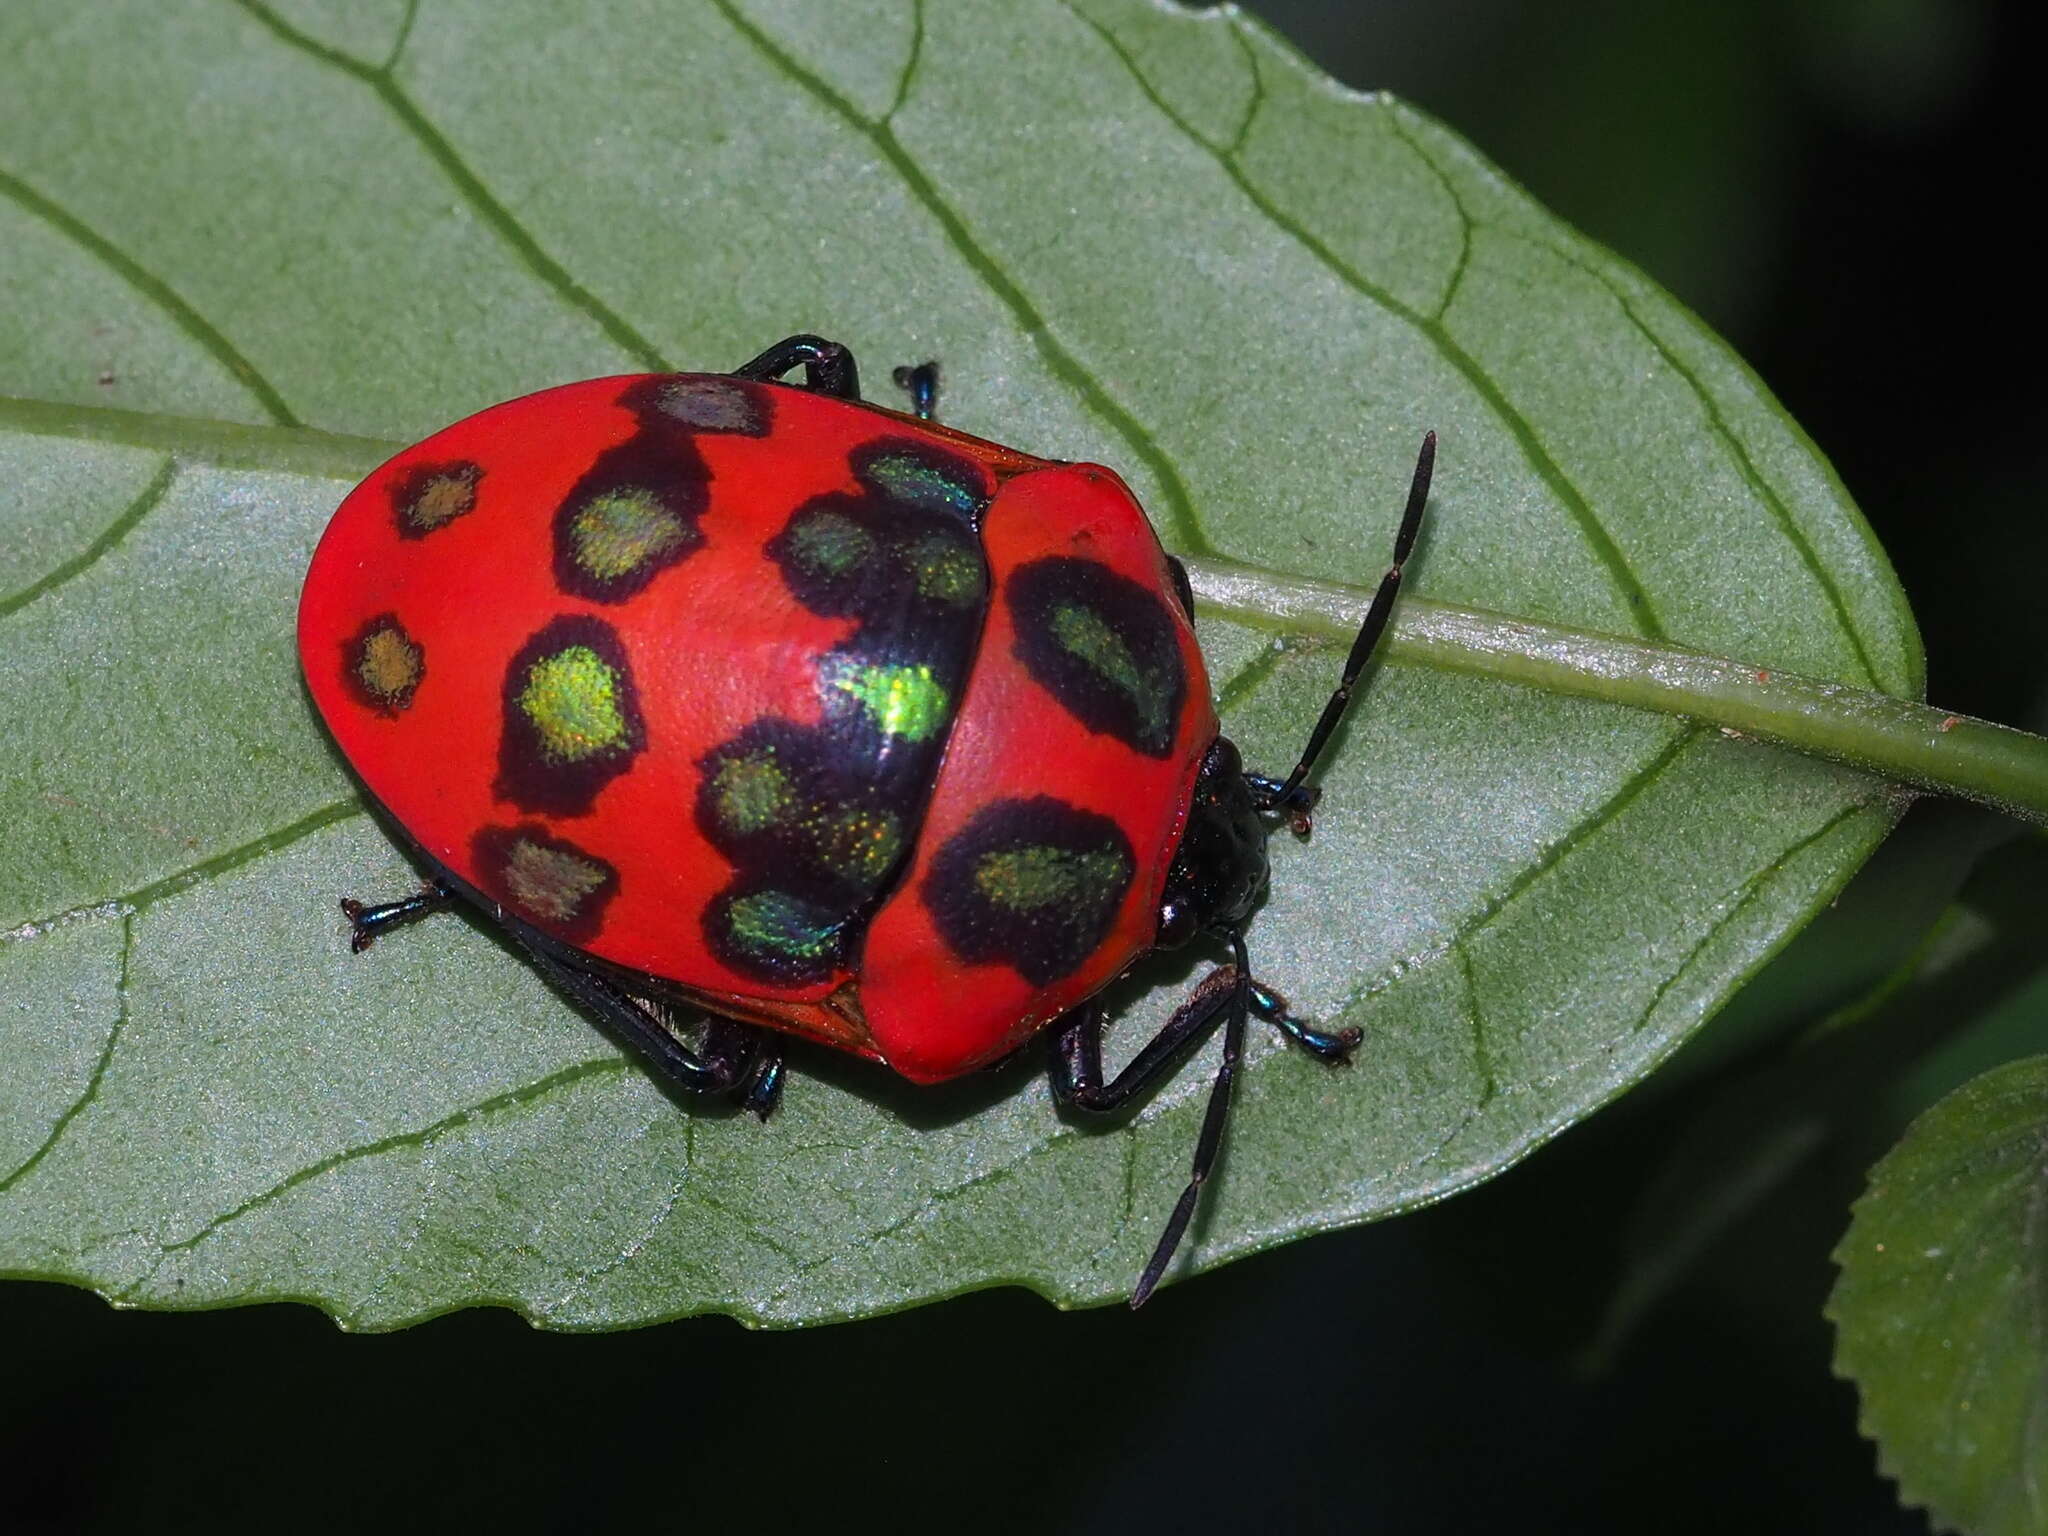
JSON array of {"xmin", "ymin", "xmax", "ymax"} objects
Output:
[
  {"xmin": 0, "ymin": 0, "xmax": 1915, "ymax": 1326},
  {"xmin": 1831, "ymin": 1054, "xmax": 2048, "ymax": 1536}
]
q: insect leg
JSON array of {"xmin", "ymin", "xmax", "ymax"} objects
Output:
[
  {"xmin": 341, "ymin": 878, "xmax": 456, "ymax": 953},
  {"xmin": 1047, "ymin": 965, "xmax": 1241, "ymax": 1114},
  {"xmin": 1248, "ymin": 978, "xmax": 1361, "ymax": 1061},
  {"xmin": 1051, "ymin": 936, "xmax": 1361, "ymax": 1304},
  {"xmin": 514, "ymin": 935, "xmax": 778, "ymax": 1111},
  {"xmin": 731, "ymin": 334, "xmax": 862, "ymax": 400},
  {"xmin": 891, "ymin": 361, "xmax": 939, "ymax": 421},
  {"xmin": 1164, "ymin": 555, "xmax": 1196, "ymax": 621}
]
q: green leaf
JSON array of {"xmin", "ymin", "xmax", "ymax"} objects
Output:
[
  {"xmin": 1830, "ymin": 1054, "xmax": 2048, "ymax": 1536},
  {"xmin": 0, "ymin": 0, "xmax": 1955, "ymax": 1328}
]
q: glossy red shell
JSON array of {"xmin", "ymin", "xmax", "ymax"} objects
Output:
[{"xmin": 299, "ymin": 373, "xmax": 1217, "ymax": 1083}]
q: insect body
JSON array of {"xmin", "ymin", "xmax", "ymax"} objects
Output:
[{"xmin": 299, "ymin": 336, "xmax": 1432, "ymax": 1305}]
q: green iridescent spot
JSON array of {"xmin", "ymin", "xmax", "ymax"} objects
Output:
[
  {"xmin": 909, "ymin": 532, "xmax": 982, "ymax": 607},
  {"xmin": 866, "ymin": 452, "xmax": 981, "ymax": 518},
  {"xmin": 518, "ymin": 646, "xmax": 630, "ymax": 762},
  {"xmin": 711, "ymin": 753, "xmax": 792, "ymax": 835},
  {"xmin": 725, "ymin": 889, "xmax": 840, "ymax": 963},
  {"xmin": 569, "ymin": 488, "xmax": 690, "ymax": 581},
  {"xmin": 1050, "ymin": 603, "xmax": 1169, "ymax": 741},
  {"xmin": 501, "ymin": 837, "xmax": 609, "ymax": 925},
  {"xmin": 828, "ymin": 659, "xmax": 951, "ymax": 741},
  {"xmin": 974, "ymin": 844, "xmax": 1130, "ymax": 913},
  {"xmin": 786, "ymin": 510, "xmax": 876, "ymax": 576},
  {"xmin": 815, "ymin": 807, "xmax": 904, "ymax": 884}
]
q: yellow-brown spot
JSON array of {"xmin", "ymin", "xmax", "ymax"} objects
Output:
[
  {"xmin": 396, "ymin": 461, "xmax": 483, "ymax": 535},
  {"xmin": 358, "ymin": 627, "xmax": 420, "ymax": 699},
  {"xmin": 344, "ymin": 614, "xmax": 424, "ymax": 714},
  {"xmin": 501, "ymin": 837, "xmax": 610, "ymax": 925}
]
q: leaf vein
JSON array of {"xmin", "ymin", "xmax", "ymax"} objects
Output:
[
  {"xmin": 1508, "ymin": 226, "xmax": 1888, "ymax": 692},
  {"xmin": 3, "ymin": 797, "xmax": 365, "ymax": 942},
  {"xmin": 1325, "ymin": 725, "xmax": 1697, "ymax": 1024},
  {"xmin": 1224, "ymin": 19, "xmax": 1265, "ymax": 156},
  {"xmin": 1628, "ymin": 801, "xmax": 1875, "ymax": 1037},
  {"xmin": 1212, "ymin": 636, "xmax": 1298, "ymax": 716},
  {"xmin": 384, "ymin": 0, "xmax": 422, "ymax": 73},
  {"xmin": 148, "ymin": 1056, "xmax": 626, "ymax": 1264},
  {"xmin": 0, "ymin": 165, "xmax": 299, "ymax": 427},
  {"xmin": 1064, "ymin": 5, "xmax": 1660, "ymax": 636},
  {"xmin": 1454, "ymin": 939, "xmax": 1499, "ymax": 1106},
  {"xmin": 1381, "ymin": 108, "xmax": 1473, "ymax": 324},
  {"xmin": 225, "ymin": 0, "xmax": 669, "ymax": 372},
  {"xmin": 0, "ymin": 458, "xmax": 176, "ymax": 624},
  {"xmin": 706, "ymin": 0, "xmax": 1213, "ymax": 557},
  {"xmin": 883, "ymin": 0, "xmax": 926, "ymax": 125},
  {"xmin": 0, "ymin": 915, "xmax": 133, "ymax": 1196}
]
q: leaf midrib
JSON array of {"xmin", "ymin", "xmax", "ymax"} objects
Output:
[
  {"xmin": 10, "ymin": 390, "xmax": 2043, "ymax": 826},
  {"xmin": 12, "ymin": 0, "xmax": 1873, "ymax": 687}
]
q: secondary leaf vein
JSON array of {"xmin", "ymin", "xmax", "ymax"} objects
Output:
[
  {"xmin": 0, "ymin": 458, "xmax": 176, "ymax": 624},
  {"xmin": 225, "ymin": 0, "xmax": 669, "ymax": 373},
  {"xmin": 149, "ymin": 1056, "xmax": 626, "ymax": 1263},
  {"xmin": 1061, "ymin": 4, "xmax": 1660, "ymax": 636},
  {"xmin": 1327, "ymin": 725, "xmax": 1697, "ymax": 1023},
  {"xmin": 1511, "ymin": 227, "xmax": 1888, "ymax": 692},
  {"xmin": 1627, "ymin": 800, "xmax": 1874, "ymax": 1036},
  {"xmin": 705, "ymin": 0, "xmax": 1213, "ymax": 557},
  {"xmin": 0, "ymin": 165, "xmax": 299, "ymax": 427},
  {"xmin": 0, "ymin": 915, "xmax": 133, "ymax": 1195}
]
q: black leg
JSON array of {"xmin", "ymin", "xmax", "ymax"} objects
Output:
[
  {"xmin": 341, "ymin": 878, "xmax": 455, "ymax": 953},
  {"xmin": 1249, "ymin": 978, "xmax": 1361, "ymax": 1061},
  {"xmin": 891, "ymin": 361, "xmax": 939, "ymax": 420},
  {"xmin": 735, "ymin": 1045, "xmax": 787, "ymax": 1121},
  {"xmin": 731, "ymin": 334, "xmax": 861, "ymax": 400},
  {"xmin": 1048, "ymin": 934, "xmax": 1360, "ymax": 1306},
  {"xmin": 1049, "ymin": 966, "xmax": 1240, "ymax": 1114},
  {"xmin": 1251, "ymin": 431, "xmax": 1434, "ymax": 817},
  {"xmin": 1164, "ymin": 555, "xmax": 1196, "ymax": 621},
  {"xmin": 512, "ymin": 933, "xmax": 780, "ymax": 1113}
]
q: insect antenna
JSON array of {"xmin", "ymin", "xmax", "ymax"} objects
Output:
[
  {"xmin": 1253, "ymin": 431, "xmax": 1435, "ymax": 820},
  {"xmin": 1130, "ymin": 928, "xmax": 1254, "ymax": 1308}
]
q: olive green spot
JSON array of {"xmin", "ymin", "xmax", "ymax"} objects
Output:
[
  {"xmin": 403, "ymin": 464, "xmax": 480, "ymax": 532},
  {"xmin": 974, "ymin": 845, "xmax": 1130, "ymax": 913},
  {"xmin": 711, "ymin": 753, "xmax": 793, "ymax": 835},
  {"xmin": 518, "ymin": 646, "xmax": 629, "ymax": 762},
  {"xmin": 356, "ymin": 625, "xmax": 420, "ymax": 703},
  {"xmin": 501, "ymin": 838, "xmax": 608, "ymax": 925},
  {"xmin": 787, "ymin": 511, "xmax": 876, "ymax": 576},
  {"xmin": 909, "ymin": 532, "xmax": 982, "ymax": 607},
  {"xmin": 653, "ymin": 376, "xmax": 762, "ymax": 432},
  {"xmin": 726, "ymin": 889, "xmax": 839, "ymax": 962},
  {"xmin": 814, "ymin": 807, "xmax": 904, "ymax": 885},
  {"xmin": 1050, "ymin": 603, "xmax": 1169, "ymax": 741},
  {"xmin": 867, "ymin": 452, "xmax": 979, "ymax": 517},
  {"xmin": 570, "ymin": 488, "xmax": 689, "ymax": 580},
  {"xmin": 829, "ymin": 660, "xmax": 951, "ymax": 742}
]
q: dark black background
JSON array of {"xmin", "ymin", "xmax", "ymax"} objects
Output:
[{"xmin": 7, "ymin": 2, "xmax": 2040, "ymax": 1530}]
